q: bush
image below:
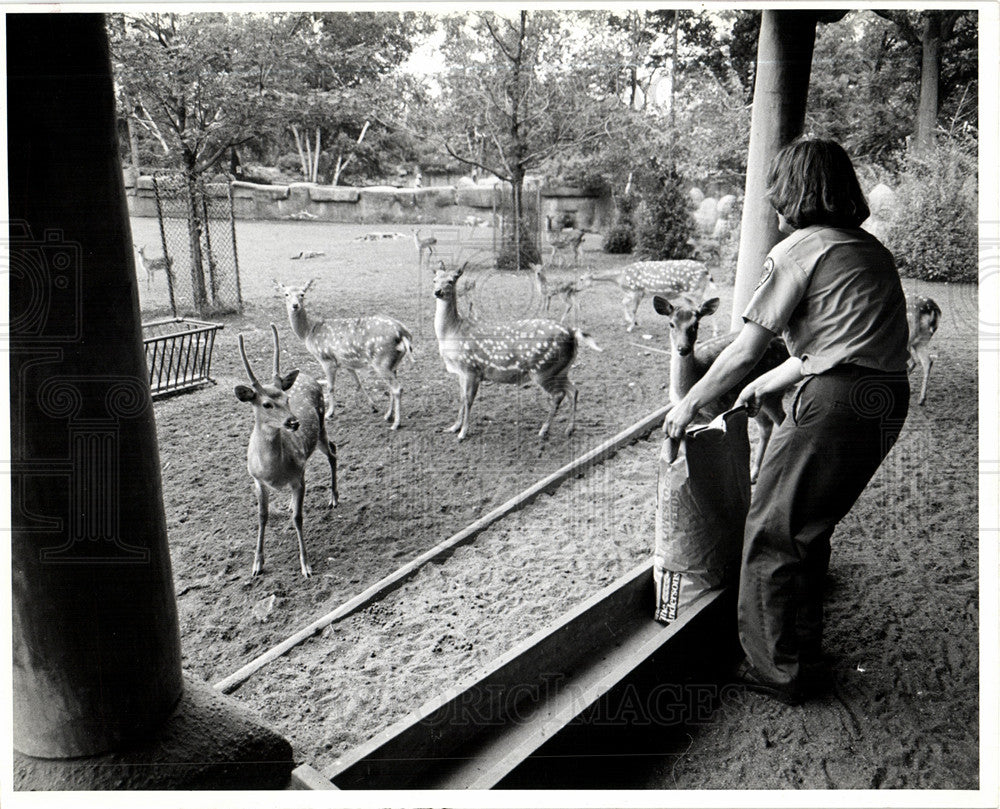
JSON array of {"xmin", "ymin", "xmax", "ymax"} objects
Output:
[
  {"xmin": 496, "ymin": 237, "xmax": 542, "ymax": 271},
  {"xmin": 884, "ymin": 136, "xmax": 977, "ymax": 283},
  {"xmin": 635, "ymin": 167, "xmax": 695, "ymax": 261},
  {"xmin": 603, "ymin": 225, "xmax": 635, "ymax": 254}
]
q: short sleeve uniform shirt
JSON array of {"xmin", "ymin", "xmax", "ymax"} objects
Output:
[{"xmin": 742, "ymin": 225, "xmax": 910, "ymax": 375}]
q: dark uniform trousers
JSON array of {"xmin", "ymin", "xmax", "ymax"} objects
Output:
[{"xmin": 738, "ymin": 365, "xmax": 910, "ymax": 686}]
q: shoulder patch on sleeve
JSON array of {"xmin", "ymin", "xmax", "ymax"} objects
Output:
[{"xmin": 755, "ymin": 257, "xmax": 775, "ymax": 290}]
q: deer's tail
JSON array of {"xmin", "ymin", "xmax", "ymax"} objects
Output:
[
  {"xmin": 398, "ymin": 333, "xmax": 415, "ymax": 363},
  {"xmin": 574, "ymin": 329, "xmax": 603, "ymax": 353}
]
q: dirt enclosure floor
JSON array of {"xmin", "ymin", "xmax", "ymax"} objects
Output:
[{"xmin": 132, "ymin": 217, "xmax": 980, "ymax": 790}]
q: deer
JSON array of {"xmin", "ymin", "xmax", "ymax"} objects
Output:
[
  {"xmin": 906, "ymin": 295, "xmax": 942, "ymax": 406},
  {"xmin": 546, "ymin": 227, "xmax": 586, "ymax": 268},
  {"xmin": 134, "ymin": 244, "xmax": 173, "ymax": 288},
  {"xmin": 584, "ymin": 260, "xmax": 717, "ymax": 334},
  {"xmin": 235, "ymin": 324, "xmax": 338, "ymax": 578},
  {"xmin": 433, "ymin": 262, "xmax": 601, "ymax": 441},
  {"xmin": 414, "ymin": 229, "xmax": 437, "ymax": 270},
  {"xmin": 530, "ymin": 263, "xmax": 592, "ymax": 325},
  {"xmin": 275, "ymin": 280, "xmax": 414, "ymax": 430},
  {"xmin": 653, "ymin": 295, "xmax": 789, "ymax": 483}
]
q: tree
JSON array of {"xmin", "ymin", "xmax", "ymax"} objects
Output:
[
  {"xmin": 110, "ymin": 12, "xmax": 279, "ymax": 308},
  {"xmin": 873, "ymin": 10, "xmax": 976, "ymax": 151},
  {"xmin": 420, "ymin": 11, "xmax": 620, "ymax": 267},
  {"xmin": 272, "ymin": 12, "xmax": 422, "ymax": 184}
]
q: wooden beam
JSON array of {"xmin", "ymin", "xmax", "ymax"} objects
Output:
[
  {"xmin": 325, "ymin": 563, "xmax": 726, "ymax": 789},
  {"xmin": 730, "ymin": 10, "xmax": 818, "ymax": 329},
  {"xmin": 213, "ymin": 403, "xmax": 674, "ymax": 695}
]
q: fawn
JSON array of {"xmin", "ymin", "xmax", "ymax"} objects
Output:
[
  {"xmin": 433, "ymin": 262, "xmax": 601, "ymax": 441},
  {"xmin": 235, "ymin": 324, "xmax": 338, "ymax": 578},
  {"xmin": 906, "ymin": 295, "xmax": 942, "ymax": 406},
  {"xmin": 134, "ymin": 244, "xmax": 173, "ymax": 288},
  {"xmin": 654, "ymin": 296, "xmax": 789, "ymax": 482},
  {"xmin": 585, "ymin": 260, "xmax": 716, "ymax": 333},
  {"xmin": 276, "ymin": 280, "xmax": 414, "ymax": 430},
  {"xmin": 530, "ymin": 263, "xmax": 592, "ymax": 325}
]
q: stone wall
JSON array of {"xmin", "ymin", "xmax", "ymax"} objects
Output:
[{"xmin": 125, "ymin": 174, "xmax": 613, "ymax": 231}]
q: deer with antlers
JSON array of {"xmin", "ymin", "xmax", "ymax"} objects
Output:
[
  {"xmin": 433, "ymin": 262, "xmax": 601, "ymax": 441},
  {"xmin": 584, "ymin": 260, "xmax": 716, "ymax": 334},
  {"xmin": 235, "ymin": 324, "xmax": 338, "ymax": 578},
  {"xmin": 276, "ymin": 280, "xmax": 414, "ymax": 430}
]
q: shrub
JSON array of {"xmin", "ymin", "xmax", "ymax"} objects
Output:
[
  {"xmin": 496, "ymin": 236, "xmax": 542, "ymax": 271},
  {"xmin": 884, "ymin": 136, "xmax": 978, "ymax": 283},
  {"xmin": 635, "ymin": 167, "xmax": 695, "ymax": 260},
  {"xmin": 602, "ymin": 225, "xmax": 635, "ymax": 254}
]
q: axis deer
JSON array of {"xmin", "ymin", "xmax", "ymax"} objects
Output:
[
  {"xmin": 134, "ymin": 244, "xmax": 173, "ymax": 288},
  {"xmin": 546, "ymin": 228, "xmax": 586, "ymax": 268},
  {"xmin": 906, "ymin": 295, "xmax": 942, "ymax": 405},
  {"xmin": 276, "ymin": 280, "xmax": 414, "ymax": 430},
  {"xmin": 235, "ymin": 324, "xmax": 338, "ymax": 578},
  {"xmin": 530, "ymin": 264, "xmax": 592, "ymax": 325},
  {"xmin": 433, "ymin": 262, "xmax": 601, "ymax": 441},
  {"xmin": 414, "ymin": 229, "xmax": 437, "ymax": 269},
  {"xmin": 653, "ymin": 296, "xmax": 789, "ymax": 483},
  {"xmin": 584, "ymin": 260, "xmax": 716, "ymax": 334}
]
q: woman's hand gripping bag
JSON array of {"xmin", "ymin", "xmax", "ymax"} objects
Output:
[{"xmin": 654, "ymin": 407, "xmax": 752, "ymax": 624}]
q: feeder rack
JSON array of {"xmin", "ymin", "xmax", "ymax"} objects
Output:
[{"xmin": 142, "ymin": 317, "xmax": 224, "ymax": 398}]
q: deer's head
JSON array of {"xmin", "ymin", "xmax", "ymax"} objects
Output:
[
  {"xmin": 274, "ymin": 279, "xmax": 315, "ymax": 314},
  {"xmin": 235, "ymin": 325, "xmax": 302, "ymax": 431},
  {"xmin": 653, "ymin": 296, "xmax": 719, "ymax": 356},
  {"xmin": 433, "ymin": 262, "xmax": 464, "ymax": 299}
]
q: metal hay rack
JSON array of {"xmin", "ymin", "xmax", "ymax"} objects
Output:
[{"xmin": 143, "ymin": 317, "xmax": 224, "ymax": 398}]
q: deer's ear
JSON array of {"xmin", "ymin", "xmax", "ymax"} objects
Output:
[
  {"xmin": 652, "ymin": 296, "xmax": 674, "ymax": 316},
  {"xmin": 700, "ymin": 298, "xmax": 721, "ymax": 317},
  {"xmin": 235, "ymin": 384, "xmax": 257, "ymax": 403},
  {"xmin": 279, "ymin": 369, "xmax": 300, "ymax": 391}
]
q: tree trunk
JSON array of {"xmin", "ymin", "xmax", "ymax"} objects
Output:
[
  {"xmin": 915, "ymin": 12, "xmax": 941, "ymax": 152},
  {"xmin": 183, "ymin": 156, "xmax": 209, "ymax": 311},
  {"xmin": 731, "ymin": 10, "xmax": 817, "ymax": 328},
  {"xmin": 126, "ymin": 109, "xmax": 141, "ymax": 185}
]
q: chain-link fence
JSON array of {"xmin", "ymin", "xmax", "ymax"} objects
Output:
[{"xmin": 151, "ymin": 174, "xmax": 242, "ymax": 317}]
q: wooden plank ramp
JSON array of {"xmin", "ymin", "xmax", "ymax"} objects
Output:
[{"xmin": 323, "ymin": 562, "xmax": 728, "ymax": 790}]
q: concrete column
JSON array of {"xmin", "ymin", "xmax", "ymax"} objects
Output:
[
  {"xmin": 9, "ymin": 13, "xmax": 183, "ymax": 759},
  {"xmin": 730, "ymin": 11, "xmax": 818, "ymax": 329}
]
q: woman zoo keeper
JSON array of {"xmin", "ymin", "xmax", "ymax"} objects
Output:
[{"xmin": 663, "ymin": 138, "xmax": 911, "ymax": 706}]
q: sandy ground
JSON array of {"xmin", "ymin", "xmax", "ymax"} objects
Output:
[{"xmin": 136, "ymin": 218, "xmax": 979, "ymax": 790}]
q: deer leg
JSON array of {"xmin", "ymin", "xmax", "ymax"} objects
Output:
[
  {"xmin": 750, "ymin": 414, "xmax": 775, "ymax": 485},
  {"xmin": 448, "ymin": 375, "xmax": 468, "ymax": 434},
  {"xmin": 623, "ymin": 291, "xmax": 642, "ymax": 332},
  {"xmin": 378, "ymin": 368, "xmax": 402, "ymax": 429},
  {"xmin": 317, "ymin": 423, "xmax": 338, "ymax": 507},
  {"xmin": 348, "ymin": 368, "xmax": 378, "ymax": 412},
  {"xmin": 322, "ymin": 363, "xmax": 338, "ymax": 419},
  {"xmin": 536, "ymin": 374, "xmax": 569, "ymax": 438},
  {"xmin": 918, "ymin": 354, "xmax": 933, "ymax": 405},
  {"xmin": 289, "ymin": 478, "xmax": 311, "ymax": 578},
  {"xmin": 457, "ymin": 376, "xmax": 480, "ymax": 441},
  {"xmin": 252, "ymin": 479, "xmax": 269, "ymax": 576}
]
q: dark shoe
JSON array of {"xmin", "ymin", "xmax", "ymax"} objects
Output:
[{"xmin": 733, "ymin": 659, "xmax": 803, "ymax": 706}]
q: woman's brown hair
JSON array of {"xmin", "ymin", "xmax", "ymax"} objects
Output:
[{"xmin": 765, "ymin": 138, "xmax": 870, "ymax": 229}]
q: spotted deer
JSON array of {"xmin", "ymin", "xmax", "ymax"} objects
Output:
[
  {"xmin": 653, "ymin": 296, "xmax": 789, "ymax": 483},
  {"xmin": 547, "ymin": 228, "xmax": 586, "ymax": 268},
  {"xmin": 585, "ymin": 260, "xmax": 716, "ymax": 333},
  {"xmin": 414, "ymin": 229, "xmax": 437, "ymax": 270},
  {"xmin": 235, "ymin": 324, "xmax": 338, "ymax": 578},
  {"xmin": 906, "ymin": 295, "xmax": 942, "ymax": 405},
  {"xmin": 433, "ymin": 262, "xmax": 601, "ymax": 441},
  {"xmin": 276, "ymin": 280, "xmax": 414, "ymax": 430},
  {"xmin": 530, "ymin": 263, "xmax": 592, "ymax": 325},
  {"xmin": 134, "ymin": 244, "xmax": 173, "ymax": 288}
]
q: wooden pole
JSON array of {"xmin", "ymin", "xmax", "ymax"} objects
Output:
[
  {"xmin": 9, "ymin": 13, "xmax": 183, "ymax": 758},
  {"xmin": 730, "ymin": 11, "xmax": 818, "ymax": 330}
]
